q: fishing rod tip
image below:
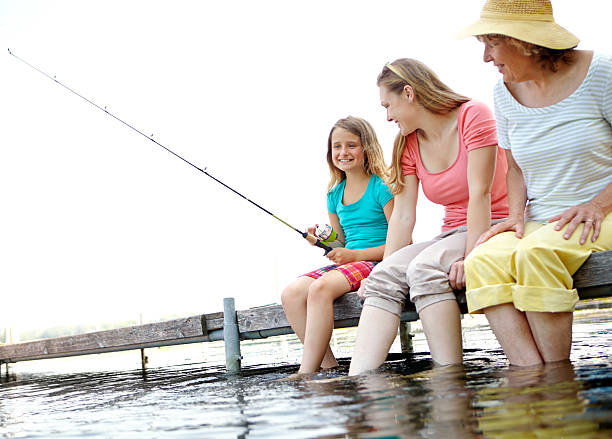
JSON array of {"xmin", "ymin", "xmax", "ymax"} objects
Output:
[{"xmin": 7, "ymin": 48, "xmax": 12, "ymax": 54}]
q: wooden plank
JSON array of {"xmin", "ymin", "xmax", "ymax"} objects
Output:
[
  {"xmin": 1, "ymin": 251, "xmax": 609, "ymax": 364},
  {"xmin": 573, "ymin": 251, "xmax": 612, "ymax": 289},
  {"xmin": 237, "ymin": 291, "xmax": 370, "ymax": 333},
  {"xmin": 0, "ymin": 313, "xmax": 224, "ymax": 362},
  {"xmin": 237, "ymin": 251, "xmax": 612, "ymax": 334}
]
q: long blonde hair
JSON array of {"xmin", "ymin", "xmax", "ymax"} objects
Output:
[
  {"xmin": 378, "ymin": 59, "xmax": 470, "ymax": 194},
  {"xmin": 326, "ymin": 116, "xmax": 388, "ymax": 192}
]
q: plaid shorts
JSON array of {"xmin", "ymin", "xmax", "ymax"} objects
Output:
[{"xmin": 302, "ymin": 261, "xmax": 377, "ymax": 291}]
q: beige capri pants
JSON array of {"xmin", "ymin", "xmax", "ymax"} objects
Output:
[{"xmin": 363, "ymin": 226, "xmax": 467, "ymax": 315}]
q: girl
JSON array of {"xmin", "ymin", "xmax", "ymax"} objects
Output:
[
  {"xmin": 281, "ymin": 116, "xmax": 393, "ymax": 375},
  {"xmin": 348, "ymin": 59, "xmax": 509, "ymax": 375}
]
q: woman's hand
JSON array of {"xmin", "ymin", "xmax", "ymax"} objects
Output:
[
  {"xmin": 548, "ymin": 201, "xmax": 605, "ymax": 244},
  {"xmin": 356, "ymin": 279, "xmax": 368, "ymax": 299},
  {"xmin": 475, "ymin": 216, "xmax": 525, "ymax": 246},
  {"xmin": 326, "ymin": 248, "xmax": 356, "ymax": 265},
  {"xmin": 448, "ymin": 260, "xmax": 465, "ymax": 290}
]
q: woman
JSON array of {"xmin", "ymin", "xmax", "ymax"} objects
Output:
[
  {"xmin": 348, "ymin": 59, "xmax": 509, "ymax": 375},
  {"xmin": 458, "ymin": 0, "xmax": 612, "ymax": 365}
]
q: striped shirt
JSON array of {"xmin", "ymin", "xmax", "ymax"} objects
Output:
[{"xmin": 494, "ymin": 53, "xmax": 612, "ymax": 223}]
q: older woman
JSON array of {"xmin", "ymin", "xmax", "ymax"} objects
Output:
[{"xmin": 458, "ymin": 0, "xmax": 612, "ymax": 366}]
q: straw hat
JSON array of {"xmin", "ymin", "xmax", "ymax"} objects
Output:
[{"xmin": 457, "ymin": 0, "xmax": 579, "ymax": 50}]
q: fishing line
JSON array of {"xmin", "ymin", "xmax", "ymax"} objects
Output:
[{"xmin": 8, "ymin": 48, "xmax": 332, "ymax": 254}]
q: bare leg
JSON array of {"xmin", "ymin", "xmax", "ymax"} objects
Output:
[
  {"xmin": 348, "ymin": 305, "xmax": 400, "ymax": 376},
  {"xmin": 419, "ymin": 300, "xmax": 463, "ymax": 365},
  {"xmin": 484, "ymin": 304, "xmax": 543, "ymax": 366},
  {"xmin": 526, "ymin": 311, "xmax": 573, "ymax": 362},
  {"xmin": 299, "ymin": 271, "xmax": 350, "ymax": 373},
  {"xmin": 281, "ymin": 276, "xmax": 336, "ymax": 369}
]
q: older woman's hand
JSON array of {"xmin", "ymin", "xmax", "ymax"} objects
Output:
[
  {"xmin": 548, "ymin": 201, "xmax": 605, "ymax": 244},
  {"xmin": 475, "ymin": 216, "xmax": 525, "ymax": 246}
]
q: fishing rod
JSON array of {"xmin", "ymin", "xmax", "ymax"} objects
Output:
[{"xmin": 7, "ymin": 48, "xmax": 332, "ymax": 255}]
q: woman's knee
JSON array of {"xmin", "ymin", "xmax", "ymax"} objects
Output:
[
  {"xmin": 464, "ymin": 244, "xmax": 486, "ymax": 273},
  {"xmin": 513, "ymin": 236, "xmax": 558, "ymax": 270},
  {"xmin": 406, "ymin": 254, "xmax": 445, "ymax": 288}
]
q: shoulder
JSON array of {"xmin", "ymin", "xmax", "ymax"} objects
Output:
[
  {"xmin": 327, "ymin": 180, "xmax": 345, "ymax": 200},
  {"xmin": 457, "ymin": 100, "xmax": 496, "ymax": 135},
  {"xmin": 369, "ymin": 175, "xmax": 393, "ymax": 202},
  {"xmin": 592, "ymin": 52, "xmax": 612, "ymax": 70},
  {"xmin": 458, "ymin": 100, "xmax": 494, "ymax": 121},
  {"xmin": 591, "ymin": 52, "xmax": 612, "ymax": 84},
  {"xmin": 401, "ymin": 133, "xmax": 419, "ymax": 158},
  {"xmin": 493, "ymin": 80, "xmax": 510, "ymax": 107},
  {"xmin": 370, "ymin": 174, "xmax": 390, "ymax": 190}
]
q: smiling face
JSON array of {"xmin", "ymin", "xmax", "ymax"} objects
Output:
[
  {"xmin": 329, "ymin": 127, "xmax": 365, "ymax": 174},
  {"xmin": 481, "ymin": 36, "xmax": 534, "ymax": 83},
  {"xmin": 379, "ymin": 85, "xmax": 417, "ymax": 136}
]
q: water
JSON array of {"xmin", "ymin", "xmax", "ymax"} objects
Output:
[{"xmin": 1, "ymin": 308, "xmax": 611, "ymax": 438}]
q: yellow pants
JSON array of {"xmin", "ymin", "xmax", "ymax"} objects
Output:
[{"xmin": 465, "ymin": 213, "xmax": 612, "ymax": 314}]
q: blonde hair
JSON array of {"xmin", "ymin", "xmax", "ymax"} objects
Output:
[
  {"xmin": 378, "ymin": 59, "xmax": 470, "ymax": 194},
  {"xmin": 326, "ymin": 116, "xmax": 388, "ymax": 192},
  {"xmin": 478, "ymin": 34, "xmax": 575, "ymax": 72}
]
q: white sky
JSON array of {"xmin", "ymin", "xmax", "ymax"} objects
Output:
[{"xmin": 1, "ymin": 1, "xmax": 610, "ymax": 334}]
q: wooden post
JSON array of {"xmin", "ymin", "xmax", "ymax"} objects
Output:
[
  {"xmin": 140, "ymin": 348, "xmax": 148, "ymax": 370},
  {"xmin": 223, "ymin": 298, "xmax": 242, "ymax": 374},
  {"xmin": 399, "ymin": 321, "xmax": 413, "ymax": 354}
]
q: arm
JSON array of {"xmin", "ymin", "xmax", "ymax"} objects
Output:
[
  {"xmin": 547, "ymin": 69, "xmax": 612, "ymax": 244},
  {"xmin": 356, "ymin": 179, "xmax": 416, "ymax": 297},
  {"xmin": 476, "ymin": 150, "xmax": 527, "ymax": 245},
  {"xmin": 548, "ymin": 180, "xmax": 612, "ymax": 244},
  {"xmin": 327, "ymin": 212, "xmax": 346, "ymax": 246},
  {"xmin": 384, "ymin": 174, "xmax": 418, "ymax": 258},
  {"xmin": 464, "ymin": 145, "xmax": 497, "ymax": 256},
  {"xmin": 449, "ymin": 144, "xmax": 496, "ymax": 289},
  {"xmin": 326, "ymin": 199, "xmax": 394, "ymax": 264}
]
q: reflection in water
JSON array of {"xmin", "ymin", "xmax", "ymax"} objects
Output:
[
  {"xmin": 0, "ymin": 315, "xmax": 610, "ymax": 438},
  {"xmin": 336, "ymin": 363, "xmax": 475, "ymax": 438},
  {"xmin": 474, "ymin": 362, "xmax": 598, "ymax": 438}
]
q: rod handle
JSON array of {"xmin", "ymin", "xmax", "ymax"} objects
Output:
[{"xmin": 302, "ymin": 232, "xmax": 333, "ymax": 255}]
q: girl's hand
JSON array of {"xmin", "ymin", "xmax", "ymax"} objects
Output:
[
  {"xmin": 303, "ymin": 226, "xmax": 318, "ymax": 246},
  {"xmin": 548, "ymin": 201, "xmax": 605, "ymax": 244},
  {"xmin": 326, "ymin": 248, "xmax": 355, "ymax": 265},
  {"xmin": 475, "ymin": 216, "xmax": 525, "ymax": 246},
  {"xmin": 448, "ymin": 260, "xmax": 465, "ymax": 290}
]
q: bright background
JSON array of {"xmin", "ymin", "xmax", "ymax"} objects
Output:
[{"xmin": 1, "ymin": 0, "xmax": 610, "ymax": 336}]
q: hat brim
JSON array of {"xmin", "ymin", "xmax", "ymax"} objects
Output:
[{"xmin": 457, "ymin": 19, "xmax": 579, "ymax": 50}]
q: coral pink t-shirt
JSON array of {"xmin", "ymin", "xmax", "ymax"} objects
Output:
[{"xmin": 401, "ymin": 100, "xmax": 509, "ymax": 231}]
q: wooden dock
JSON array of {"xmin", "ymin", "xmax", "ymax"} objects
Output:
[{"xmin": 1, "ymin": 250, "xmax": 610, "ymax": 373}]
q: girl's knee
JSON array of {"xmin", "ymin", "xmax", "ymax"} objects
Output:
[
  {"xmin": 281, "ymin": 281, "xmax": 307, "ymax": 306},
  {"xmin": 307, "ymin": 278, "xmax": 339, "ymax": 303}
]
